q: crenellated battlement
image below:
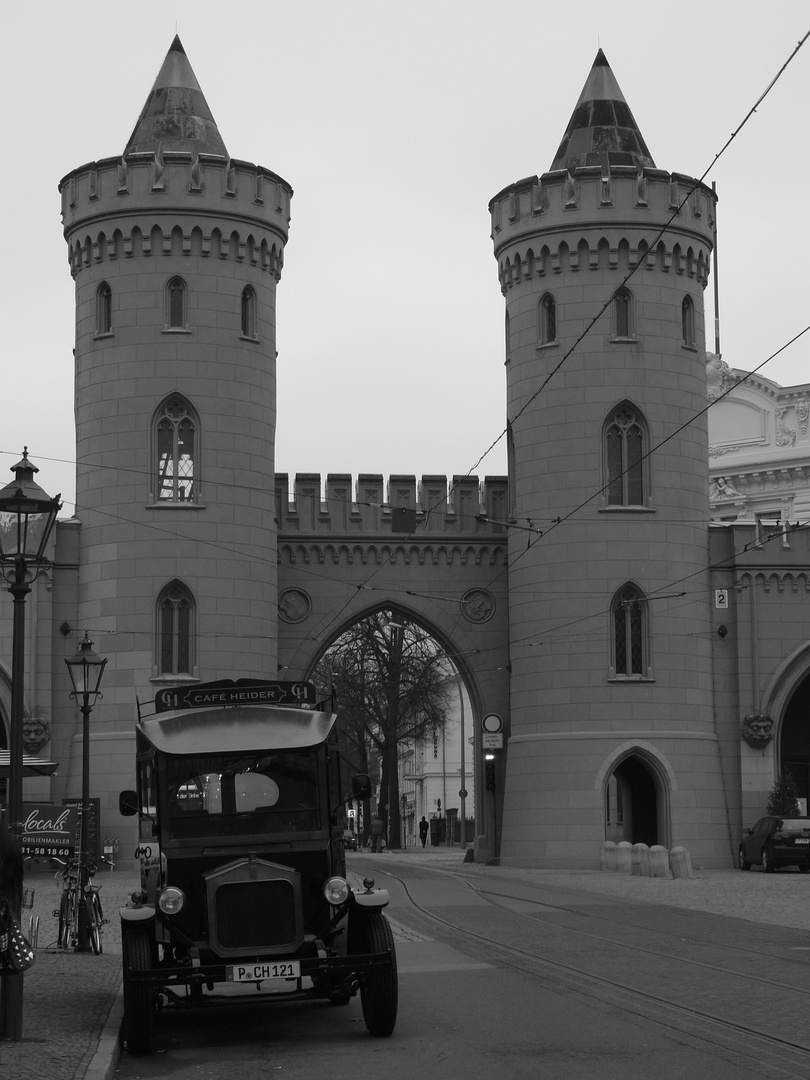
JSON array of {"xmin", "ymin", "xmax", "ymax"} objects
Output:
[
  {"xmin": 275, "ymin": 473, "xmax": 510, "ymax": 537},
  {"xmin": 59, "ymin": 153, "xmax": 292, "ymax": 278},
  {"xmin": 490, "ymin": 166, "xmax": 715, "ymax": 293}
]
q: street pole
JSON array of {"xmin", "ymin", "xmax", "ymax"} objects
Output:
[
  {"xmin": 65, "ymin": 634, "xmax": 107, "ymax": 953},
  {"xmin": 76, "ymin": 698, "xmax": 92, "ymax": 951},
  {"xmin": 0, "ymin": 450, "xmax": 61, "ymax": 1041},
  {"xmin": 458, "ymin": 674, "xmax": 466, "ymax": 846},
  {"xmin": 0, "ymin": 564, "xmax": 30, "ymax": 1039}
]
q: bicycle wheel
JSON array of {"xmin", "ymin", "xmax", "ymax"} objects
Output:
[
  {"xmin": 86, "ymin": 895, "xmax": 103, "ymax": 955},
  {"xmin": 58, "ymin": 891, "xmax": 74, "ymax": 950}
]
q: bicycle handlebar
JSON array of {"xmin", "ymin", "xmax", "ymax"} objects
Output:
[{"xmin": 52, "ymin": 854, "xmax": 114, "ymax": 874}]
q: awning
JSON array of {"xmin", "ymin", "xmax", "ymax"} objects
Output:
[{"xmin": 0, "ymin": 752, "xmax": 60, "ymax": 779}]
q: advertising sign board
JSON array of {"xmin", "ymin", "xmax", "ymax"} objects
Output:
[{"xmin": 21, "ymin": 803, "xmax": 78, "ymax": 859}]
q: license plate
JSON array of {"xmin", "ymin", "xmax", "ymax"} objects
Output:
[
  {"xmin": 795, "ymin": 838, "xmax": 810, "ymax": 845},
  {"xmin": 227, "ymin": 961, "xmax": 301, "ymax": 983}
]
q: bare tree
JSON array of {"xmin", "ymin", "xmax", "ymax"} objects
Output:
[{"xmin": 314, "ymin": 608, "xmax": 452, "ymax": 849}]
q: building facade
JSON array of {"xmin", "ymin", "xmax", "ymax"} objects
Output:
[{"xmin": 0, "ymin": 41, "xmax": 808, "ymax": 869}]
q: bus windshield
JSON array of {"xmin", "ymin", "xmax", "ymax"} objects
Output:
[{"xmin": 165, "ymin": 750, "xmax": 321, "ymax": 839}]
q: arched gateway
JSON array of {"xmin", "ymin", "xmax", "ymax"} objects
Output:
[{"xmin": 8, "ymin": 39, "xmax": 810, "ymax": 871}]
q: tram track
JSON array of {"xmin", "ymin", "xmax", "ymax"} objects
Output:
[
  {"xmin": 472, "ymin": 884, "xmax": 810, "ymax": 993},
  {"xmin": 375, "ymin": 863, "xmax": 810, "ymax": 1078}
]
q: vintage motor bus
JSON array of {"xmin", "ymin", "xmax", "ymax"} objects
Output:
[{"xmin": 118, "ymin": 680, "xmax": 397, "ymax": 1053}]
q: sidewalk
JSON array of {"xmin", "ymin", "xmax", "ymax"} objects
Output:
[
  {"xmin": 0, "ymin": 866, "xmax": 137, "ymax": 1080},
  {"xmin": 2, "ymin": 850, "xmax": 808, "ymax": 1079}
]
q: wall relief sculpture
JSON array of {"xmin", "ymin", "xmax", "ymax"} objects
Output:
[{"xmin": 741, "ymin": 713, "xmax": 773, "ymax": 749}]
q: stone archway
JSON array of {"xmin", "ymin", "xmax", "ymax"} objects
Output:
[
  {"xmin": 604, "ymin": 750, "xmax": 669, "ymax": 848},
  {"xmin": 303, "ymin": 603, "xmax": 481, "ymax": 851},
  {"xmin": 759, "ymin": 641, "xmax": 810, "ymax": 810},
  {"xmin": 780, "ymin": 675, "xmax": 810, "ymax": 813}
]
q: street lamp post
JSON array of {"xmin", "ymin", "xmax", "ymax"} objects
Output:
[
  {"xmin": 0, "ymin": 450, "xmax": 61, "ymax": 1039},
  {"xmin": 457, "ymin": 674, "xmax": 467, "ymax": 846},
  {"xmin": 65, "ymin": 634, "xmax": 107, "ymax": 952}
]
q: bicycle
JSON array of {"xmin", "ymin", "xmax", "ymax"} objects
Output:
[{"xmin": 52, "ymin": 856, "xmax": 109, "ymax": 954}]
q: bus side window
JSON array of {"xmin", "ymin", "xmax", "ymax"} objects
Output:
[{"xmin": 139, "ymin": 760, "xmax": 158, "ymax": 839}]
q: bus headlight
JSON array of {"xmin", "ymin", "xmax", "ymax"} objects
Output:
[
  {"xmin": 158, "ymin": 886, "xmax": 185, "ymax": 915},
  {"xmin": 323, "ymin": 877, "xmax": 350, "ymax": 906}
]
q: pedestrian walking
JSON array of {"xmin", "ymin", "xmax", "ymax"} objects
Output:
[
  {"xmin": 419, "ymin": 816, "xmax": 429, "ymax": 848},
  {"xmin": 371, "ymin": 816, "xmax": 385, "ymax": 852}
]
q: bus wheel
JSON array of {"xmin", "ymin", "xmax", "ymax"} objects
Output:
[
  {"xmin": 355, "ymin": 913, "xmax": 398, "ymax": 1037},
  {"xmin": 122, "ymin": 929, "xmax": 156, "ymax": 1054}
]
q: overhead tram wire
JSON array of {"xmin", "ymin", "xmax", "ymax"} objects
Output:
[
  {"xmin": 506, "ymin": 324, "xmax": 810, "ymax": 563},
  {"xmin": 12, "ymin": 30, "xmax": 808, "ymax": 541},
  {"xmin": 12, "ymin": 33, "xmax": 809, "ymax": 672},
  {"xmin": 458, "ymin": 27, "xmax": 810, "ymax": 486},
  {"xmin": 273, "ymin": 17, "xmax": 810, "ymax": 660}
]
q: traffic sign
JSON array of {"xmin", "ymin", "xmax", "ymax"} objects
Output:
[
  {"xmin": 482, "ymin": 713, "xmax": 503, "ymax": 734},
  {"xmin": 482, "ymin": 732, "xmax": 503, "ymax": 749}
]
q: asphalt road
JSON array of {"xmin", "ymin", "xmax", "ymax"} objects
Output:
[{"xmin": 112, "ymin": 855, "xmax": 810, "ymax": 1080}]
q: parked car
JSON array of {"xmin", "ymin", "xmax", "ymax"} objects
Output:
[
  {"xmin": 343, "ymin": 830, "xmax": 359, "ymax": 851},
  {"xmin": 739, "ymin": 815, "xmax": 810, "ymax": 872}
]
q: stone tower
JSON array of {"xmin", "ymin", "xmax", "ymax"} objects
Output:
[
  {"xmin": 490, "ymin": 52, "xmax": 730, "ymax": 867},
  {"xmin": 59, "ymin": 37, "xmax": 292, "ymax": 732}
]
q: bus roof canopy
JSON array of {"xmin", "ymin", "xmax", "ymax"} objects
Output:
[{"xmin": 138, "ymin": 705, "xmax": 337, "ymax": 756}]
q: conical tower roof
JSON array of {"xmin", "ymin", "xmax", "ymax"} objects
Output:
[
  {"xmin": 124, "ymin": 36, "xmax": 228, "ymax": 159},
  {"xmin": 549, "ymin": 50, "xmax": 654, "ymax": 173}
]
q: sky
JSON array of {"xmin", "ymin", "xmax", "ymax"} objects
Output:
[{"xmin": 2, "ymin": 1, "xmax": 808, "ymax": 512}]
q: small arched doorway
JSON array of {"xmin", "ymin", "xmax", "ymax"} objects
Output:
[
  {"xmin": 781, "ymin": 675, "xmax": 810, "ymax": 814},
  {"xmin": 605, "ymin": 753, "xmax": 660, "ymax": 847}
]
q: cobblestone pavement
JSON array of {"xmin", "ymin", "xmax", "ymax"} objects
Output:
[
  {"xmin": 1, "ymin": 852, "xmax": 808, "ymax": 1079},
  {"xmin": 377, "ymin": 850, "xmax": 810, "ymax": 932},
  {"xmin": 1, "ymin": 866, "xmax": 136, "ymax": 1080}
]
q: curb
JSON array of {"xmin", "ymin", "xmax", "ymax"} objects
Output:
[{"xmin": 83, "ymin": 984, "xmax": 124, "ymax": 1080}]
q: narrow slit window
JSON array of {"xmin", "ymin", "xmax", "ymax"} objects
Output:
[
  {"xmin": 96, "ymin": 282, "xmax": 112, "ymax": 335},
  {"xmin": 614, "ymin": 288, "xmax": 632, "ymax": 338},
  {"xmin": 166, "ymin": 277, "xmax": 187, "ymax": 330},
  {"xmin": 682, "ymin": 296, "xmax": 695, "ymax": 346},
  {"xmin": 539, "ymin": 294, "xmax": 556, "ymax": 345},
  {"xmin": 241, "ymin": 285, "xmax": 257, "ymax": 338}
]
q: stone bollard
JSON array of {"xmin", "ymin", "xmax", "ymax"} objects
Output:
[
  {"xmin": 600, "ymin": 841, "xmax": 617, "ymax": 871},
  {"xmin": 669, "ymin": 846, "xmax": 693, "ymax": 879},
  {"xmin": 649, "ymin": 845, "xmax": 671, "ymax": 878},
  {"xmin": 631, "ymin": 843, "xmax": 650, "ymax": 876},
  {"xmin": 616, "ymin": 841, "xmax": 633, "ymax": 874}
]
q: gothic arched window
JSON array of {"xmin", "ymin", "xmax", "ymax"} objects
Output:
[
  {"xmin": 156, "ymin": 580, "xmax": 195, "ymax": 676},
  {"xmin": 539, "ymin": 293, "xmax": 556, "ymax": 345},
  {"xmin": 155, "ymin": 396, "xmax": 198, "ymax": 503},
  {"xmin": 96, "ymin": 282, "xmax": 112, "ymax": 335},
  {"xmin": 241, "ymin": 285, "xmax": 257, "ymax": 339},
  {"xmin": 612, "ymin": 584, "xmax": 647, "ymax": 677},
  {"xmin": 166, "ymin": 276, "xmax": 188, "ymax": 330},
  {"xmin": 605, "ymin": 403, "xmax": 646, "ymax": 507}
]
